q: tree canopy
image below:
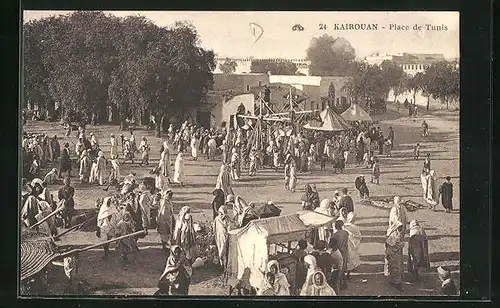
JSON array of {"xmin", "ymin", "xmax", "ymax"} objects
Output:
[
  {"xmin": 250, "ymin": 60, "xmax": 298, "ymax": 75},
  {"xmin": 306, "ymin": 35, "xmax": 356, "ymax": 76},
  {"xmin": 23, "ymin": 11, "xmax": 216, "ymax": 134},
  {"xmin": 422, "ymin": 61, "xmax": 459, "ymax": 109},
  {"xmin": 219, "ymin": 58, "xmax": 238, "ymax": 74}
]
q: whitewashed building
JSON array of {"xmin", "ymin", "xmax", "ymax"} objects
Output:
[
  {"xmin": 364, "ymin": 52, "xmax": 446, "ymax": 76},
  {"xmin": 214, "ymin": 57, "xmax": 310, "ymax": 76}
]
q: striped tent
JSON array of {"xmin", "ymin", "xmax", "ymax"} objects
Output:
[
  {"xmin": 303, "ymin": 106, "xmax": 351, "ymax": 132},
  {"xmin": 341, "ymin": 103, "xmax": 373, "ymax": 122}
]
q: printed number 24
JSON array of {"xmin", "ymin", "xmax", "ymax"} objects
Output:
[{"xmin": 319, "ymin": 23, "xmax": 327, "ymax": 30}]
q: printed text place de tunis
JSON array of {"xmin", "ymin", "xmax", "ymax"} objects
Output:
[{"xmin": 329, "ymin": 23, "xmax": 448, "ymax": 31}]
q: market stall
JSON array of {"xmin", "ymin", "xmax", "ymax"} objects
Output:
[
  {"xmin": 226, "ymin": 214, "xmax": 307, "ymax": 290},
  {"xmin": 303, "ymin": 106, "xmax": 351, "ymax": 132},
  {"xmin": 225, "ymin": 211, "xmax": 335, "ymax": 292},
  {"xmin": 340, "ymin": 103, "xmax": 373, "ymax": 123}
]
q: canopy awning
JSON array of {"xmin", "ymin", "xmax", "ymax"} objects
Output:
[
  {"xmin": 297, "ymin": 210, "xmax": 335, "ymax": 228},
  {"xmin": 303, "ymin": 106, "xmax": 351, "ymax": 132},
  {"xmin": 340, "ymin": 103, "xmax": 373, "ymax": 122}
]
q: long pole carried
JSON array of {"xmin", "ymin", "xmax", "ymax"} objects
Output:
[
  {"xmin": 53, "ymin": 213, "xmax": 97, "ymax": 239},
  {"xmin": 29, "ymin": 205, "xmax": 64, "ymax": 230},
  {"xmin": 58, "ymin": 230, "xmax": 146, "ymax": 258}
]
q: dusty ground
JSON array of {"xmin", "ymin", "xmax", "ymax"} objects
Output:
[{"xmin": 23, "ymin": 104, "xmax": 460, "ymax": 296}]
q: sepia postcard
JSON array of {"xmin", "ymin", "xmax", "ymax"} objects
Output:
[{"xmin": 20, "ymin": 11, "xmax": 460, "ymax": 298}]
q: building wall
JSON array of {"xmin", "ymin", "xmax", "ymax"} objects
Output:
[
  {"xmin": 213, "ymin": 73, "xmax": 270, "ymax": 92},
  {"xmin": 221, "ymin": 94, "xmax": 255, "ymax": 129}
]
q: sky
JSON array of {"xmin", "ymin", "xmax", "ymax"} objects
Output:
[{"xmin": 23, "ymin": 11, "xmax": 459, "ymax": 60}]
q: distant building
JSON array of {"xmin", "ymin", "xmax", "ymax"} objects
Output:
[
  {"xmin": 214, "ymin": 57, "xmax": 310, "ymax": 76},
  {"xmin": 364, "ymin": 52, "xmax": 404, "ymax": 66},
  {"xmin": 364, "ymin": 52, "xmax": 446, "ymax": 76},
  {"xmin": 201, "ymin": 72, "xmax": 352, "ymax": 129}
]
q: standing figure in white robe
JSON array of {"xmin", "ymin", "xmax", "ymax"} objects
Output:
[
  {"xmin": 159, "ymin": 141, "xmax": 171, "ymax": 181},
  {"xmin": 95, "ymin": 151, "xmax": 107, "ymax": 186},
  {"xmin": 423, "ymin": 170, "xmax": 440, "ymax": 210},
  {"xmin": 110, "ymin": 156, "xmax": 121, "ymax": 183},
  {"xmin": 384, "ymin": 196, "xmax": 407, "ymax": 276},
  {"xmin": 266, "ymin": 260, "xmax": 291, "ymax": 295},
  {"xmin": 220, "ymin": 140, "xmax": 229, "ymax": 164},
  {"xmin": 89, "ymin": 158, "xmax": 99, "ymax": 184},
  {"xmin": 213, "ymin": 205, "xmax": 230, "ymax": 268},
  {"xmin": 215, "ymin": 164, "xmax": 234, "ymax": 196},
  {"xmin": 79, "ymin": 150, "xmax": 92, "ymax": 183},
  {"xmin": 173, "ymin": 152, "xmax": 185, "ymax": 185},
  {"xmin": 190, "ymin": 136, "xmax": 200, "ymax": 161},
  {"xmin": 97, "ymin": 197, "xmax": 121, "ymax": 259},
  {"xmin": 75, "ymin": 138, "xmax": 84, "ymax": 158},
  {"xmin": 110, "ymin": 134, "xmax": 117, "ymax": 158},
  {"xmin": 207, "ymin": 137, "xmax": 217, "ymax": 161},
  {"xmin": 139, "ymin": 185, "xmax": 153, "ymax": 230},
  {"xmin": 139, "ymin": 137, "xmax": 150, "ymax": 166},
  {"xmin": 157, "ymin": 189, "xmax": 175, "ymax": 253},
  {"xmin": 288, "ymin": 159, "xmax": 297, "ymax": 192},
  {"xmin": 344, "ymin": 212, "xmax": 362, "ymax": 274},
  {"xmin": 230, "ymin": 148, "xmax": 241, "ymax": 181},
  {"xmin": 90, "ymin": 133, "xmax": 99, "ymax": 150}
]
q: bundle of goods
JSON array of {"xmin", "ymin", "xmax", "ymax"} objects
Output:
[
  {"xmin": 367, "ymin": 197, "xmax": 393, "ymax": 210},
  {"xmin": 400, "ymin": 200, "xmax": 426, "ymax": 212},
  {"xmin": 361, "ymin": 197, "xmax": 426, "ymax": 212}
]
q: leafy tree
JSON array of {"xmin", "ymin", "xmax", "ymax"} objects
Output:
[
  {"xmin": 306, "ymin": 35, "xmax": 356, "ymax": 76},
  {"xmin": 380, "ymin": 60, "xmax": 407, "ymax": 103},
  {"xmin": 219, "ymin": 58, "xmax": 237, "ymax": 74},
  {"xmin": 345, "ymin": 62, "xmax": 388, "ymax": 113},
  {"xmin": 22, "ymin": 12, "xmax": 215, "ymax": 136},
  {"xmin": 424, "ymin": 61, "xmax": 459, "ymax": 109},
  {"xmin": 407, "ymin": 72, "xmax": 427, "ymax": 108},
  {"xmin": 250, "ymin": 60, "xmax": 297, "ymax": 75}
]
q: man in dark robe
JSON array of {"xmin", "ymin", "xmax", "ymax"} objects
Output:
[
  {"xmin": 377, "ymin": 131, "xmax": 385, "ymax": 155},
  {"xmin": 50, "ymin": 135, "xmax": 61, "ymax": 162},
  {"xmin": 388, "ymin": 127, "xmax": 395, "ymax": 150},
  {"xmin": 355, "ymin": 175, "xmax": 370, "ymax": 199},
  {"xmin": 58, "ymin": 177, "xmax": 75, "ymax": 228},
  {"xmin": 330, "ymin": 220, "xmax": 349, "ymax": 290},
  {"xmin": 439, "ymin": 176, "xmax": 454, "ymax": 213},
  {"xmin": 328, "ymin": 237, "xmax": 344, "ymax": 294},
  {"xmin": 339, "ymin": 188, "xmax": 354, "ymax": 213},
  {"xmin": 311, "ymin": 240, "xmax": 334, "ymax": 286}
]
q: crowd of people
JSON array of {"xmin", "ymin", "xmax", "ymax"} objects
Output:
[{"xmin": 20, "ymin": 113, "xmax": 457, "ymax": 296}]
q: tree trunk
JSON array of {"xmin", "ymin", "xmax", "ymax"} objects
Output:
[
  {"xmin": 446, "ymin": 100, "xmax": 449, "ymax": 110},
  {"xmin": 426, "ymin": 95, "xmax": 430, "ymax": 110},
  {"xmin": 91, "ymin": 112, "xmax": 97, "ymax": 126},
  {"xmin": 120, "ymin": 119, "xmax": 127, "ymax": 131},
  {"xmin": 160, "ymin": 114, "xmax": 166, "ymax": 135},
  {"xmin": 108, "ymin": 106, "xmax": 113, "ymax": 123}
]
